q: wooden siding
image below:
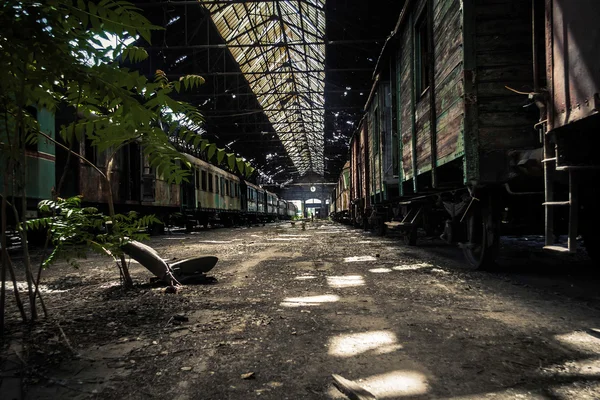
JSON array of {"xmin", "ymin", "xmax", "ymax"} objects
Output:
[
  {"xmin": 398, "ymin": 19, "xmax": 414, "ymax": 181},
  {"xmin": 475, "ymin": 0, "xmax": 540, "ymax": 153},
  {"xmin": 360, "ymin": 123, "xmax": 370, "ymax": 209},
  {"xmin": 433, "ymin": 0, "xmax": 464, "ymax": 162},
  {"xmin": 397, "ymin": 0, "xmax": 465, "ymax": 184},
  {"xmin": 367, "ymin": 81, "xmax": 394, "ymax": 198}
]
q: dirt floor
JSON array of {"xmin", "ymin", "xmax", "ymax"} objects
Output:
[{"xmin": 2, "ymin": 220, "xmax": 600, "ymax": 399}]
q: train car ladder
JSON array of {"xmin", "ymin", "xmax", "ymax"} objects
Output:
[{"xmin": 542, "ymin": 132, "xmax": 599, "ymax": 253}]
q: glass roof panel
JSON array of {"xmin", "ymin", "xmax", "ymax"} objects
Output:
[{"xmin": 203, "ymin": 0, "xmax": 326, "ymax": 176}]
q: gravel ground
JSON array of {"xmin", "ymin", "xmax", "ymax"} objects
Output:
[{"xmin": 2, "ymin": 220, "xmax": 600, "ymax": 400}]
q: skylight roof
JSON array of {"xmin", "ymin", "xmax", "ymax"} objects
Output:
[{"xmin": 203, "ymin": 0, "xmax": 326, "ymax": 176}]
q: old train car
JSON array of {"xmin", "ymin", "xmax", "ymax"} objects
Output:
[
  {"xmin": 286, "ymin": 201, "xmax": 297, "ymax": 219},
  {"xmin": 75, "ymin": 140, "xmax": 181, "ymax": 223},
  {"xmin": 330, "ymin": 162, "xmax": 351, "ymax": 223},
  {"xmin": 182, "ymin": 153, "xmax": 241, "ymax": 228},
  {"xmin": 345, "ymin": 0, "xmax": 599, "ymax": 268},
  {"xmin": 265, "ymin": 190, "xmax": 279, "ymax": 222},
  {"xmin": 349, "ymin": 118, "xmax": 371, "ymax": 228},
  {"xmin": 277, "ymin": 199, "xmax": 288, "ymax": 220},
  {"xmin": 242, "ymin": 181, "xmax": 265, "ymax": 224}
]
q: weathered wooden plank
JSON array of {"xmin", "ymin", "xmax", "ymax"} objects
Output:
[
  {"xmin": 435, "ymin": 64, "xmax": 464, "ymax": 114},
  {"xmin": 477, "ymin": 80, "xmax": 531, "ymax": 97},
  {"xmin": 436, "ymin": 100, "xmax": 464, "ymax": 159},
  {"xmin": 476, "ymin": 51, "xmax": 532, "ymax": 67},
  {"xmin": 476, "ymin": 19, "xmax": 530, "ymax": 36},
  {"xmin": 437, "ymin": 111, "xmax": 464, "ymax": 160},
  {"xmin": 478, "ymin": 111, "xmax": 534, "ymax": 128},
  {"xmin": 476, "ymin": 1, "xmax": 529, "ymax": 19},
  {"xmin": 477, "ymin": 65, "xmax": 533, "ymax": 83},
  {"xmin": 478, "ymin": 126, "xmax": 538, "ymax": 150},
  {"xmin": 476, "ymin": 34, "xmax": 531, "ymax": 53},
  {"xmin": 477, "ymin": 95, "xmax": 531, "ymax": 113}
]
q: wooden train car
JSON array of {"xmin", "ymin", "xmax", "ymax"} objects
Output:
[
  {"xmin": 349, "ymin": 118, "xmax": 370, "ymax": 228},
  {"xmin": 344, "ymin": 0, "xmax": 599, "ymax": 267},
  {"xmin": 330, "ymin": 162, "xmax": 351, "ymax": 223}
]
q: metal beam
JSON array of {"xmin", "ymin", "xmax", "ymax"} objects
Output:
[
  {"xmin": 137, "ymin": 0, "xmax": 325, "ymax": 11},
  {"xmin": 145, "ymin": 39, "xmax": 383, "ymax": 51},
  {"xmin": 201, "ymin": 106, "xmax": 362, "ymax": 113},
  {"xmin": 164, "ymin": 69, "xmax": 370, "ymax": 78}
]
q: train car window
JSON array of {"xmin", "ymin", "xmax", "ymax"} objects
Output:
[
  {"xmin": 208, "ymin": 173, "xmax": 213, "ymax": 192},
  {"xmin": 221, "ymin": 177, "xmax": 225, "ymax": 196},
  {"xmin": 415, "ymin": 9, "xmax": 431, "ymax": 95},
  {"xmin": 215, "ymin": 175, "xmax": 220, "ymax": 194},
  {"xmin": 195, "ymin": 169, "xmax": 200, "ymax": 189},
  {"xmin": 201, "ymin": 170, "xmax": 207, "ymax": 191}
]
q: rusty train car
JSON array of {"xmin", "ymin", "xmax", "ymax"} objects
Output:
[
  {"xmin": 329, "ymin": 161, "xmax": 351, "ymax": 223},
  {"xmin": 342, "ymin": 0, "xmax": 599, "ymax": 268}
]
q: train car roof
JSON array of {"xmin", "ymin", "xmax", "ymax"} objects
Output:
[
  {"xmin": 183, "ymin": 153, "xmax": 240, "ymax": 182},
  {"xmin": 245, "ymin": 181, "xmax": 264, "ymax": 192}
]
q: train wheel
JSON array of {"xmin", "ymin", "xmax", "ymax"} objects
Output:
[{"xmin": 462, "ymin": 195, "xmax": 499, "ymax": 270}]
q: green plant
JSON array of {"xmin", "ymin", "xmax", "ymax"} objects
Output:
[
  {"xmin": 0, "ymin": 0, "xmax": 257, "ymax": 332},
  {"xmin": 28, "ymin": 196, "xmax": 159, "ymax": 273}
]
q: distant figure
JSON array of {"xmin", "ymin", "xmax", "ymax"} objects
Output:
[{"xmin": 311, "ymin": 214, "xmax": 314, "ymax": 222}]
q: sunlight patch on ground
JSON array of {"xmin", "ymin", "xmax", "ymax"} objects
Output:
[
  {"xmin": 555, "ymin": 330, "xmax": 600, "ymax": 354},
  {"xmin": 361, "ymin": 370, "xmax": 429, "ymax": 398},
  {"xmin": 196, "ymin": 240, "xmax": 233, "ymax": 244},
  {"xmin": 392, "ymin": 263, "xmax": 433, "ymax": 271},
  {"xmin": 10, "ymin": 282, "xmax": 70, "ymax": 294},
  {"xmin": 344, "ymin": 255, "xmax": 377, "ymax": 262},
  {"xmin": 327, "ymin": 275, "xmax": 365, "ymax": 288},
  {"xmin": 295, "ymin": 275, "xmax": 318, "ymax": 280},
  {"xmin": 369, "ymin": 268, "xmax": 392, "ymax": 273},
  {"xmin": 280, "ymin": 294, "xmax": 340, "ymax": 307},
  {"xmin": 328, "ymin": 331, "xmax": 402, "ymax": 358},
  {"xmin": 357, "ymin": 241, "xmax": 372, "ymax": 244},
  {"xmin": 440, "ymin": 388, "xmax": 545, "ymax": 399},
  {"xmin": 278, "ymin": 234, "xmax": 311, "ymax": 237},
  {"xmin": 268, "ymin": 238, "xmax": 309, "ymax": 241},
  {"xmin": 98, "ymin": 281, "xmax": 122, "ymax": 289},
  {"xmin": 327, "ymin": 370, "xmax": 428, "ymax": 399},
  {"xmin": 548, "ymin": 381, "xmax": 600, "ymax": 399},
  {"xmin": 164, "ymin": 237, "xmax": 190, "ymax": 240},
  {"xmin": 542, "ymin": 357, "xmax": 600, "ymax": 378}
]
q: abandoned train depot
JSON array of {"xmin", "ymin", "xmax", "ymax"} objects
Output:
[{"xmin": 1, "ymin": 1, "xmax": 600, "ymax": 399}]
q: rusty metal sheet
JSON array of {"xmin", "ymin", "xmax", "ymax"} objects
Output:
[{"xmin": 549, "ymin": 0, "xmax": 600, "ymax": 131}]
